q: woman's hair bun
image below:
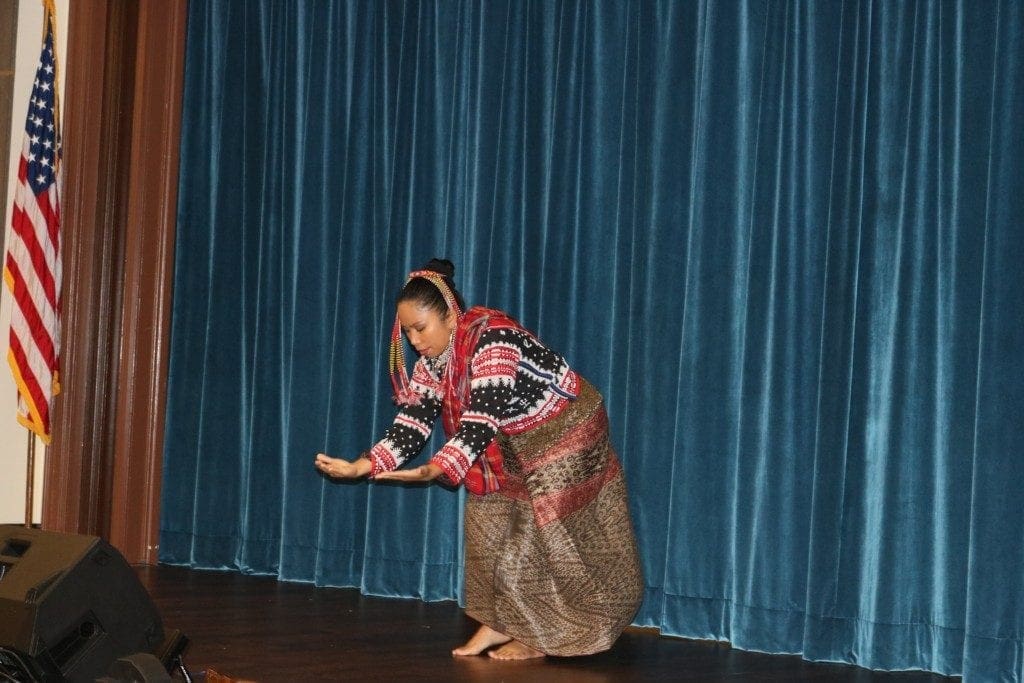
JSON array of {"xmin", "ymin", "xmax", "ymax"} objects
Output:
[{"xmin": 422, "ymin": 258, "xmax": 456, "ymax": 279}]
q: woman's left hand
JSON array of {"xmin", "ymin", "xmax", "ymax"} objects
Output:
[{"xmin": 372, "ymin": 463, "xmax": 444, "ymax": 483}]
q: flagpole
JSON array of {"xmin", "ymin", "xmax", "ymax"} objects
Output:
[
  {"xmin": 24, "ymin": 432, "xmax": 35, "ymax": 528},
  {"xmin": 6, "ymin": 0, "xmax": 61, "ymax": 529}
]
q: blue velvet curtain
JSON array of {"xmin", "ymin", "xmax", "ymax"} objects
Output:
[{"xmin": 161, "ymin": 1, "xmax": 1024, "ymax": 679}]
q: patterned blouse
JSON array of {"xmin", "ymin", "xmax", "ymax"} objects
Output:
[{"xmin": 368, "ymin": 322, "xmax": 580, "ymax": 485}]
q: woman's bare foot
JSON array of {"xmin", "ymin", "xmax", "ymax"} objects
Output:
[
  {"xmin": 452, "ymin": 624, "xmax": 512, "ymax": 656},
  {"xmin": 488, "ymin": 640, "xmax": 546, "ymax": 660}
]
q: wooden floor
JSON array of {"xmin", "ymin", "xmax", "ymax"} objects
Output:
[{"xmin": 137, "ymin": 565, "xmax": 957, "ymax": 682}]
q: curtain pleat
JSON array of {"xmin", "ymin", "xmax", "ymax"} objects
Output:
[{"xmin": 162, "ymin": 1, "xmax": 1024, "ymax": 678}]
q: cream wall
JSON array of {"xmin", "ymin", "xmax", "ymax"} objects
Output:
[{"xmin": 0, "ymin": 0, "xmax": 69, "ymax": 524}]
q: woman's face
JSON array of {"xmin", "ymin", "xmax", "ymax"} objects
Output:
[{"xmin": 397, "ymin": 301, "xmax": 456, "ymax": 359}]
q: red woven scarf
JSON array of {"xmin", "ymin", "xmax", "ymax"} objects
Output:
[{"xmin": 441, "ymin": 306, "xmax": 521, "ymax": 495}]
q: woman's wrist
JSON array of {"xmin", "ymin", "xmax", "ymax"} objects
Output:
[{"xmin": 355, "ymin": 456, "xmax": 373, "ymax": 478}]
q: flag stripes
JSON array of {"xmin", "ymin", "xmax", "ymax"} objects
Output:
[{"xmin": 4, "ymin": 10, "xmax": 62, "ymax": 443}]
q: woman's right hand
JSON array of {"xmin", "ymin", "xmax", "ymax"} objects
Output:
[{"xmin": 315, "ymin": 453, "xmax": 372, "ymax": 479}]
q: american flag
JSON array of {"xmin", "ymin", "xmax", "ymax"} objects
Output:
[{"xmin": 4, "ymin": 12, "xmax": 62, "ymax": 444}]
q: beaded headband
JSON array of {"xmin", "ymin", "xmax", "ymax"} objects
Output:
[{"xmin": 389, "ymin": 269, "xmax": 464, "ymax": 404}]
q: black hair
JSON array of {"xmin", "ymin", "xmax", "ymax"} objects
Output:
[{"xmin": 397, "ymin": 258, "xmax": 466, "ymax": 316}]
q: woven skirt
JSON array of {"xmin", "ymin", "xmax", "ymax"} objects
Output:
[{"xmin": 463, "ymin": 378, "xmax": 643, "ymax": 656}]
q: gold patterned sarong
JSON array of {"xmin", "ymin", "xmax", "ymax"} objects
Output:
[{"xmin": 463, "ymin": 379, "xmax": 644, "ymax": 656}]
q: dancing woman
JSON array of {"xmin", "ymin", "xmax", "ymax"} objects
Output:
[{"xmin": 315, "ymin": 259, "xmax": 643, "ymax": 660}]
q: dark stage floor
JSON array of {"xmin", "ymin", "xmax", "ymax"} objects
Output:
[{"xmin": 137, "ymin": 565, "xmax": 957, "ymax": 682}]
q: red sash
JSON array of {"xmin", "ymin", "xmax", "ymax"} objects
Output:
[{"xmin": 441, "ymin": 307, "xmax": 522, "ymax": 495}]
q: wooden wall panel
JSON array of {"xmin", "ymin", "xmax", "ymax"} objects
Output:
[
  {"xmin": 44, "ymin": 0, "xmax": 186, "ymax": 565},
  {"xmin": 108, "ymin": 0, "xmax": 188, "ymax": 565},
  {"xmin": 45, "ymin": 0, "xmax": 134, "ymax": 540}
]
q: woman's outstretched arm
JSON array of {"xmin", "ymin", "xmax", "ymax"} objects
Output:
[
  {"xmin": 314, "ymin": 453, "xmax": 372, "ymax": 479},
  {"xmin": 371, "ymin": 462, "xmax": 443, "ymax": 482}
]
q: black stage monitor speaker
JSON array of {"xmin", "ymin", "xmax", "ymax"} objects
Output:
[{"xmin": 0, "ymin": 525, "xmax": 165, "ymax": 682}]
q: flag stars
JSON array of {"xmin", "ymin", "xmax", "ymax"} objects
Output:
[{"xmin": 20, "ymin": 30, "xmax": 60, "ymax": 197}]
